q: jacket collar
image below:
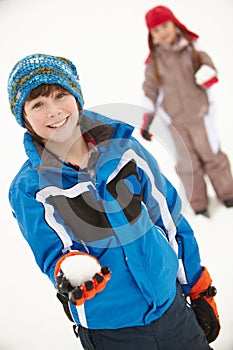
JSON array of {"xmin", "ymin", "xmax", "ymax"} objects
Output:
[{"xmin": 23, "ymin": 110, "xmax": 134, "ymax": 169}]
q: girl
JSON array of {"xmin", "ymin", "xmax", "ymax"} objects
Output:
[
  {"xmin": 141, "ymin": 5, "xmax": 233, "ymax": 216},
  {"xmin": 8, "ymin": 53, "xmax": 219, "ymax": 349}
]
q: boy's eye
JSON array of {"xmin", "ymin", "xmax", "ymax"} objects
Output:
[
  {"xmin": 56, "ymin": 92, "xmax": 66, "ymax": 99},
  {"xmin": 32, "ymin": 102, "xmax": 42, "ymax": 109}
]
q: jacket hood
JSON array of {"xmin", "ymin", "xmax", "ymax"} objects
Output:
[{"xmin": 145, "ymin": 5, "xmax": 199, "ymax": 64}]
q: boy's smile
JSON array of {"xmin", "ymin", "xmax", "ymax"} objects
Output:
[{"xmin": 48, "ymin": 117, "xmax": 69, "ymax": 128}]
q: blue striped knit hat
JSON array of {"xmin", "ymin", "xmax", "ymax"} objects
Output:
[{"xmin": 8, "ymin": 53, "xmax": 84, "ymax": 127}]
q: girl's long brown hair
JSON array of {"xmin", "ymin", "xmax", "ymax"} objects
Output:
[{"xmin": 149, "ymin": 29, "xmax": 202, "ymax": 84}]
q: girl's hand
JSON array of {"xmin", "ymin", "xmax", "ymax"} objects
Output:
[
  {"xmin": 194, "ymin": 65, "xmax": 218, "ymax": 88},
  {"xmin": 140, "ymin": 113, "xmax": 155, "ymax": 141}
]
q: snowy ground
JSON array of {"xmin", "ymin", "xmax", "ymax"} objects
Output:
[{"xmin": 0, "ymin": 0, "xmax": 233, "ymax": 349}]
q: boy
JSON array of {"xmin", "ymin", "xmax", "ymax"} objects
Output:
[{"xmin": 8, "ymin": 53, "xmax": 220, "ymax": 349}]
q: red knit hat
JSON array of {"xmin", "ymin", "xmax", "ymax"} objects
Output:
[{"xmin": 145, "ymin": 6, "xmax": 199, "ymax": 62}]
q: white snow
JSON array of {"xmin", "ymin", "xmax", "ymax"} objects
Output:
[
  {"xmin": 60, "ymin": 254, "xmax": 101, "ymax": 287},
  {"xmin": 0, "ymin": 0, "xmax": 232, "ymax": 349}
]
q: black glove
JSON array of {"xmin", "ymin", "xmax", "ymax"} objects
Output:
[
  {"xmin": 190, "ymin": 286, "xmax": 220, "ymax": 343},
  {"xmin": 140, "ymin": 113, "xmax": 154, "ymax": 141},
  {"xmin": 57, "ymin": 265, "xmax": 111, "ymax": 306},
  {"xmin": 188, "ymin": 267, "xmax": 220, "ymax": 343}
]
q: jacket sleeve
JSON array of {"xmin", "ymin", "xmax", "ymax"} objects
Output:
[
  {"xmin": 133, "ymin": 137, "xmax": 203, "ymax": 294},
  {"xmin": 198, "ymin": 51, "xmax": 217, "ymax": 71},
  {"xmin": 8, "ymin": 165, "xmax": 82, "ymax": 286},
  {"xmin": 142, "ymin": 59, "xmax": 160, "ymax": 107},
  {"xmin": 194, "ymin": 40, "xmax": 217, "ymax": 72}
]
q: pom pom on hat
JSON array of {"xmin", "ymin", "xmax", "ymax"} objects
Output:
[{"xmin": 8, "ymin": 53, "xmax": 84, "ymax": 127}]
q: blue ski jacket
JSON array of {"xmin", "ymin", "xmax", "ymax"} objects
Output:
[{"xmin": 9, "ymin": 110, "xmax": 203, "ymax": 329}]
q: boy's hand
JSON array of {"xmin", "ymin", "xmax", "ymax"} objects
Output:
[
  {"xmin": 55, "ymin": 251, "xmax": 111, "ymax": 306},
  {"xmin": 194, "ymin": 64, "xmax": 218, "ymax": 88},
  {"xmin": 188, "ymin": 267, "xmax": 220, "ymax": 343}
]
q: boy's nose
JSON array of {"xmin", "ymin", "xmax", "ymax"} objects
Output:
[{"xmin": 47, "ymin": 103, "xmax": 62, "ymax": 118}]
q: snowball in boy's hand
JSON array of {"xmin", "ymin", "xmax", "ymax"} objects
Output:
[{"xmin": 60, "ymin": 254, "xmax": 101, "ymax": 287}]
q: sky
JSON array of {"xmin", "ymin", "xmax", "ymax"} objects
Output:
[{"xmin": 0, "ymin": 0, "xmax": 233, "ymax": 349}]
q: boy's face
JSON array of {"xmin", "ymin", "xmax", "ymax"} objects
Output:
[
  {"xmin": 150, "ymin": 20, "xmax": 177, "ymax": 45},
  {"xmin": 24, "ymin": 87, "xmax": 80, "ymax": 145}
]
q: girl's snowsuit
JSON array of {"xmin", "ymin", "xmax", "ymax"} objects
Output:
[
  {"xmin": 143, "ymin": 37, "xmax": 233, "ymax": 212},
  {"xmin": 9, "ymin": 111, "xmax": 210, "ymax": 348}
]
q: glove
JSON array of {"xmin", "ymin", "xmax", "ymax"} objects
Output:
[
  {"xmin": 55, "ymin": 251, "xmax": 111, "ymax": 306},
  {"xmin": 140, "ymin": 113, "xmax": 155, "ymax": 141},
  {"xmin": 194, "ymin": 64, "xmax": 218, "ymax": 88},
  {"xmin": 188, "ymin": 267, "xmax": 220, "ymax": 343}
]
